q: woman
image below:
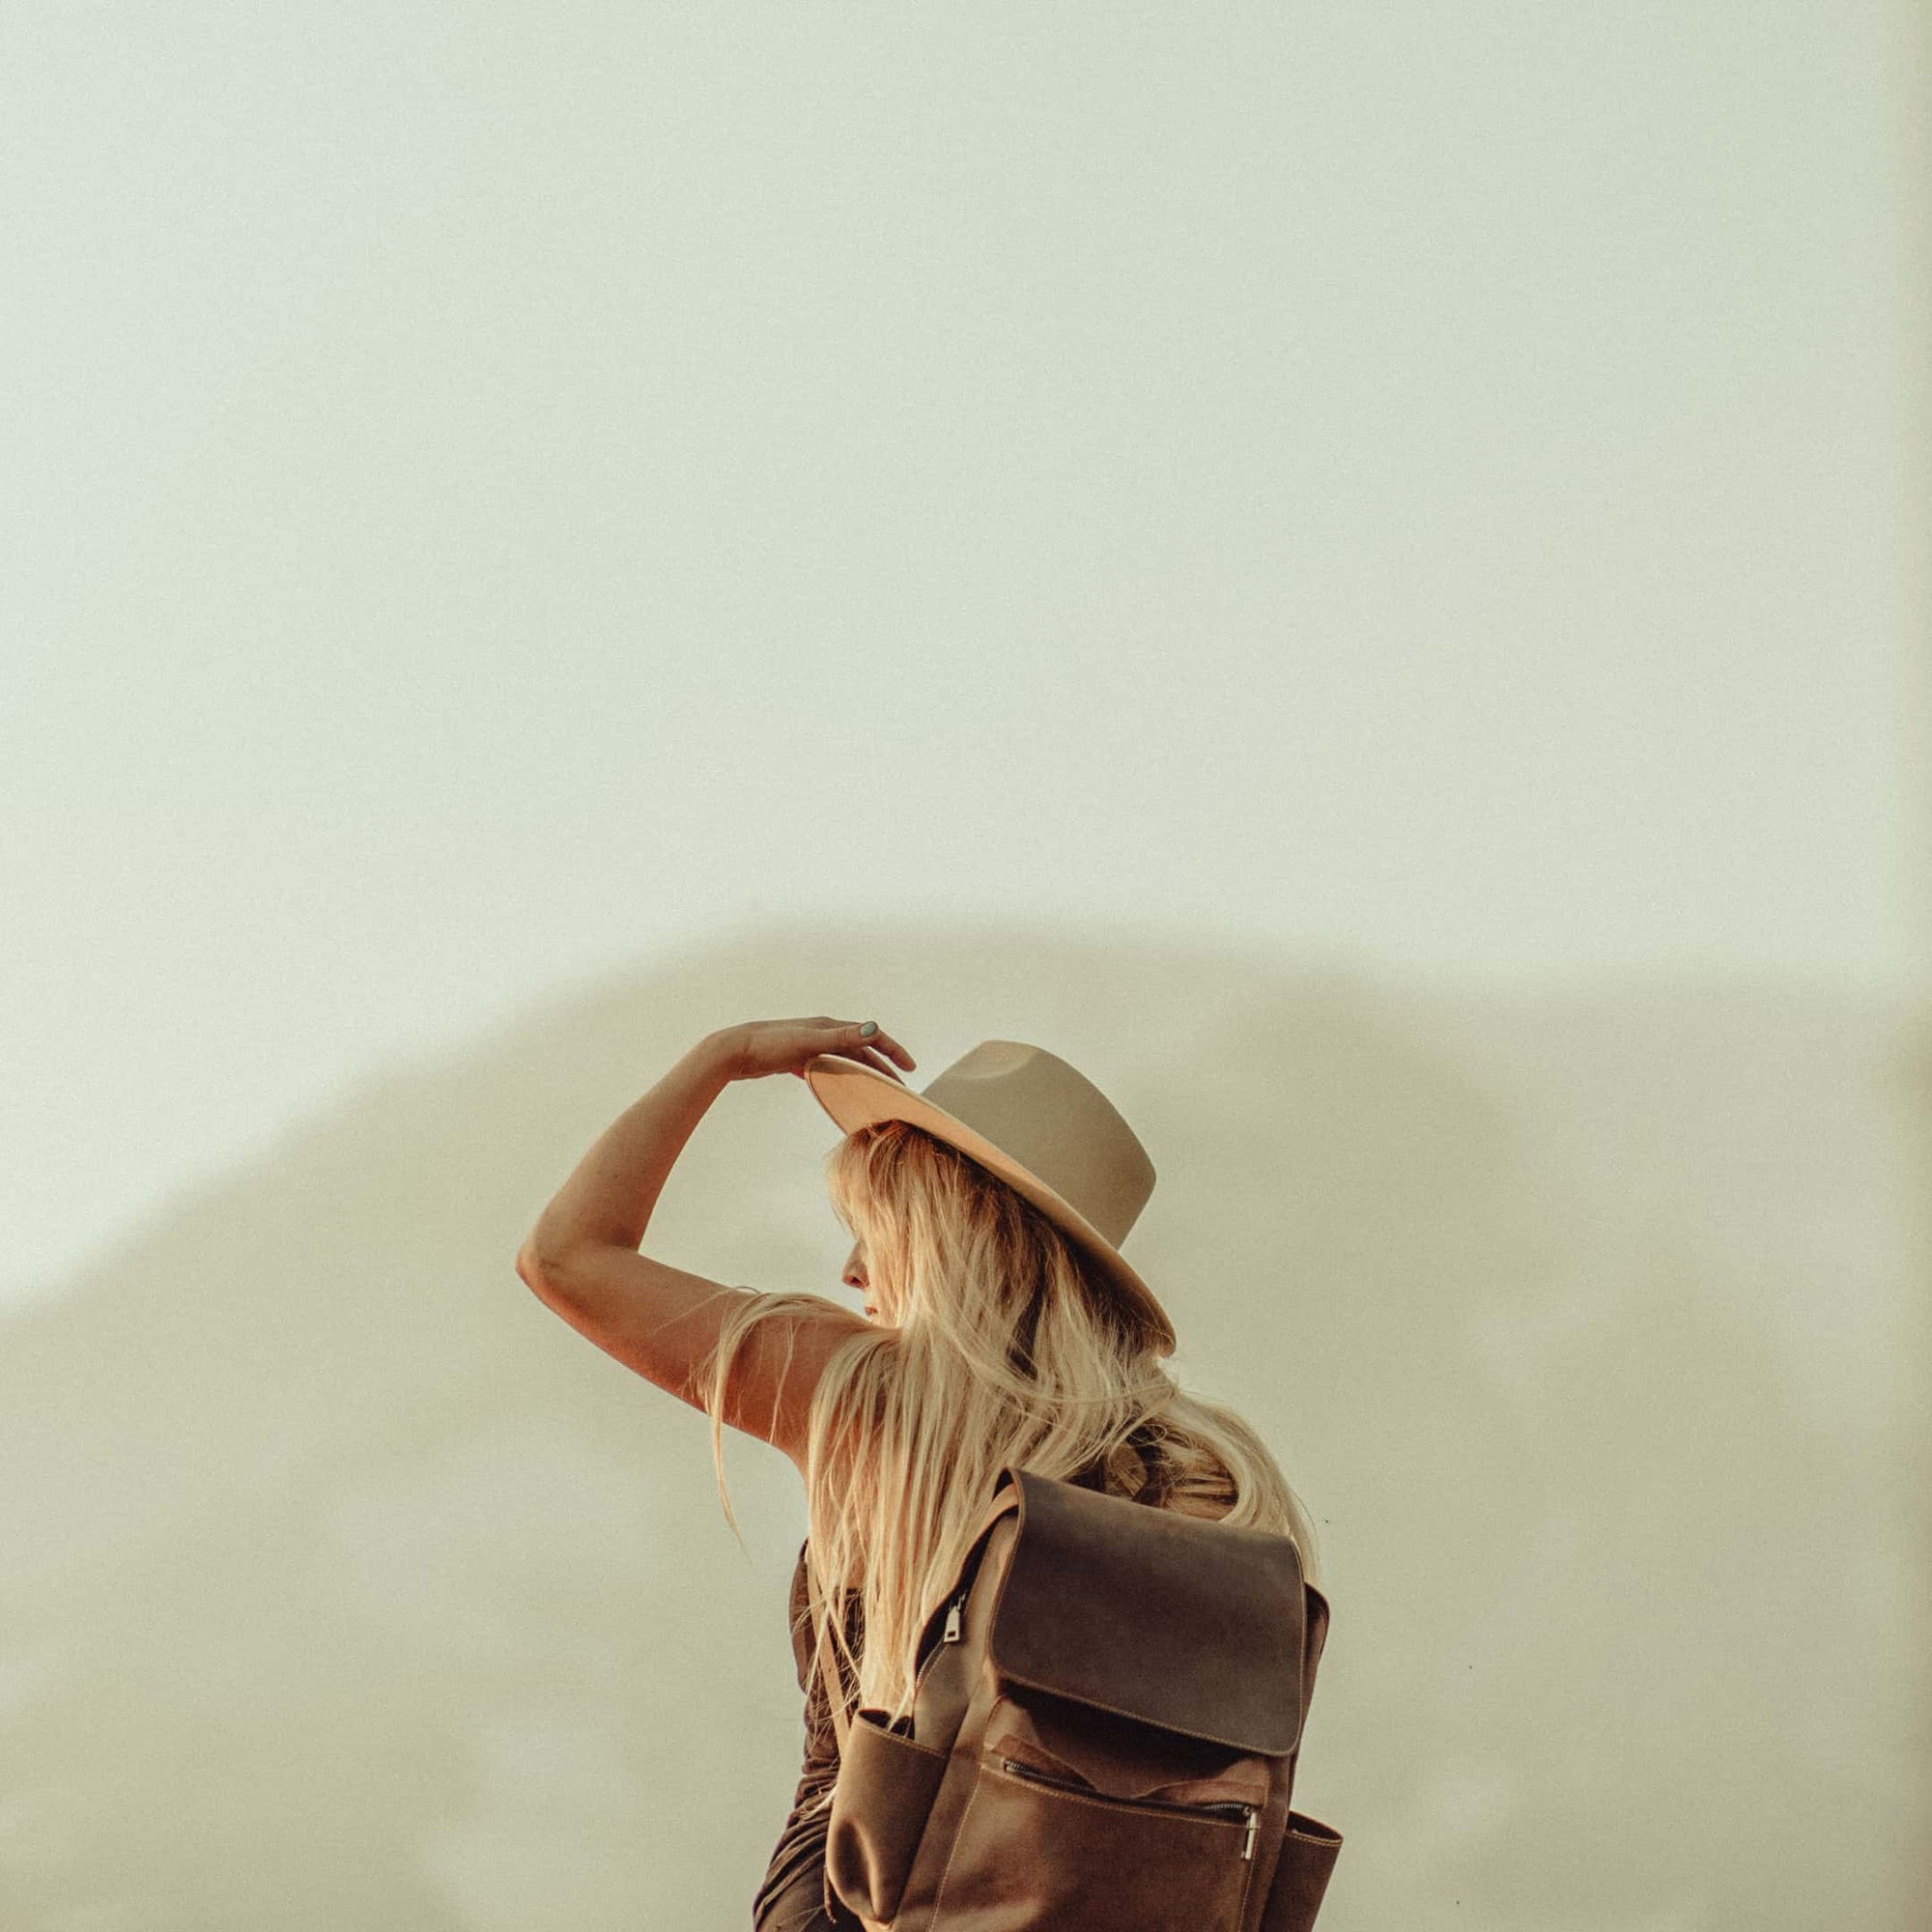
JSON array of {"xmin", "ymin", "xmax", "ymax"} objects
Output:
[{"xmin": 517, "ymin": 1016, "xmax": 1322, "ymax": 1932}]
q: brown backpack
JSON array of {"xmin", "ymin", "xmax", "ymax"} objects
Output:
[{"xmin": 805, "ymin": 1463, "xmax": 1342, "ymax": 1931}]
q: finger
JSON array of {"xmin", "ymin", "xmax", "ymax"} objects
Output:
[
  {"xmin": 803, "ymin": 1023, "xmax": 913, "ymax": 1081},
  {"xmin": 829, "ymin": 1038, "xmax": 908, "ymax": 1084},
  {"xmin": 847, "ymin": 1023, "xmax": 915, "ymax": 1070}
]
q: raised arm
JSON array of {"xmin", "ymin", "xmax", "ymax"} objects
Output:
[{"xmin": 515, "ymin": 1018, "xmax": 912, "ymax": 1468}]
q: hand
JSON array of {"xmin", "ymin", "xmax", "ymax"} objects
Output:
[{"xmin": 717, "ymin": 1016, "xmax": 917, "ymax": 1086}]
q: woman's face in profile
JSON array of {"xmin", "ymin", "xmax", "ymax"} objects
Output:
[{"xmin": 842, "ymin": 1237, "xmax": 890, "ymax": 1324}]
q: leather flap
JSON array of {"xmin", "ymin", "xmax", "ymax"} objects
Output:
[{"xmin": 986, "ymin": 1465, "xmax": 1311, "ymax": 1756}]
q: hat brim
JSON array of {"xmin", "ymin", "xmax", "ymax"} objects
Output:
[{"xmin": 802, "ymin": 1051, "xmax": 1177, "ymax": 1357}]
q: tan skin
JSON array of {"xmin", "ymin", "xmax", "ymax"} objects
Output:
[{"xmin": 516, "ymin": 1017, "xmax": 912, "ymax": 1480}]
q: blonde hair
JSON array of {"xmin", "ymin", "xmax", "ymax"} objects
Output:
[{"xmin": 696, "ymin": 1118, "xmax": 1322, "ymax": 1733}]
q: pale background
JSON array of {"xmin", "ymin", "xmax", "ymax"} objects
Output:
[{"xmin": 2, "ymin": 5, "xmax": 1925, "ymax": 1929}]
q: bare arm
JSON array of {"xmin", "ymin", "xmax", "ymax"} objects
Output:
[{"xmin": 514, "ymin": 1017, "xmax": 912, "ymax": 1467}]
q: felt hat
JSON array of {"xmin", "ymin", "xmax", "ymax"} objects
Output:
[{"xmin": 802, "ymin": 1038, "xmax": 1175, "ymax": 1356}]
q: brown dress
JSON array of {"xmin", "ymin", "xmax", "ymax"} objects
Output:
[{"xmin": 750, "ymin": 1430, "xmax": 1179, "ymax": 1932}]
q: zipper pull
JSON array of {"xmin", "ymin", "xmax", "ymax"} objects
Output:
[
  {"xmin": 942, "ymin": 1593, "xmax": 964, "ymax": 1643},
  {"xmin": 1241, "ymin": 1808, "xmax": 1259, "ymax": 1861}
]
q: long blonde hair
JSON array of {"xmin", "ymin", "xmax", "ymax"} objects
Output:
[{"xmin": 696, "ymin": 1118, "xmax": 1321, "ymax": 1732}]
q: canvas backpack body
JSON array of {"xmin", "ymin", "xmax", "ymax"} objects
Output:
[{"xmin": 809, "ymin": 1463, "xmax": 1342, "ymax": 1932}]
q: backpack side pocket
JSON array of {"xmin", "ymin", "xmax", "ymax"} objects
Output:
[
  {"xmin": 825, "ymin": 1708, "xmax": 951, "ymax": 1922},
  {"xmin": 1257, "ymin": 1809, "xmax": 1343, "ymax": 1932}
]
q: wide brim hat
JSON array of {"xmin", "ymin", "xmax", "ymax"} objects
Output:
[{"xmin": 802, "ymin": 1038, "xmax": 1177, "ymax": 1357}]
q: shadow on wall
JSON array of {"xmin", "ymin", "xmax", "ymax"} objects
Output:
[{"xmin": 0, "ymin": 920, "xmax": 1921, "ymax": 1931}]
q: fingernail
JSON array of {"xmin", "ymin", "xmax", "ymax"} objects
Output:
[{"xmin": 859, "ymin": 1021, "xmax": 877, "ymax": 1037}]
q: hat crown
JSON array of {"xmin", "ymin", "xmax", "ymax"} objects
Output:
[{"xmin": 918, "ymin": 1040, "xmax": 1154, "ymax": 1249}]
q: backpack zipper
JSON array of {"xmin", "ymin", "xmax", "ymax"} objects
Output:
[
  {"xmin": 908, "ymin": 1586, "xmax": 973, "ymax": 1704},
  {"xmin": 996, "ymin": 1757, "xmax": 1261, "ymax": 1858}
]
